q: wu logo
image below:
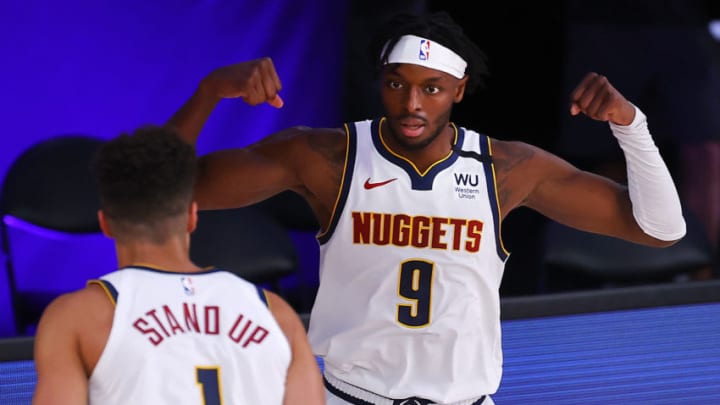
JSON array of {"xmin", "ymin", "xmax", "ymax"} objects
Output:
[{"xmin": 454, "ymin": 173, "xmax": 479, "ymax": 187}]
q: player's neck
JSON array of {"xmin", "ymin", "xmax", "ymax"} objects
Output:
[
  {"xmin": 382, "ymin": 121, "xmax": 455, "ymax": 172},
  {"xmin": 114, "ymin": 236, "xmax": 202, "ymax": 273}
]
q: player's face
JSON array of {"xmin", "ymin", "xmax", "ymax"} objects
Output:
[{"xmin": 380, "ymin": 63, "xmax": 466, "ymax": 151}]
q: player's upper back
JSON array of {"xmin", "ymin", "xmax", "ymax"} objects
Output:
[{"xmin": 88, "ymin": 266, "xmax": 291, "ymax": 405}]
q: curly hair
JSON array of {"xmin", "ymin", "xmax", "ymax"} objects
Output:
[
  {"xmin": 368, "ymin": 11, "xmax": 490, "ymax": 94},
  {"xmin": 92, "ymin": 125, "xmax": 196, "ymax": 233}
]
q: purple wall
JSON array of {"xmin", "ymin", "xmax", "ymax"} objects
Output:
[
  {"xmin": 0, "ymin": 0, "xmax": 348, "ymax": 167},
  {"xmin": 0, "ymin": 0, "xmax": 349, "ymax": 336}
]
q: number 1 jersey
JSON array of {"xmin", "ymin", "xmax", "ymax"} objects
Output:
[{"xmin": 88, "ymin": 266, "xmax": 291, "ymax": 404}]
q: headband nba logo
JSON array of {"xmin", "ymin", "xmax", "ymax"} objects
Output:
[
  {"xmin": 419, "ymin": 40, "xmax": 430, "ymax": 61},
  {"xmin": 385, "ymin": 35, "xmax": 467, "ymax": 79}
]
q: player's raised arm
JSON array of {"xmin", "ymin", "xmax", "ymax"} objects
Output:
[
  {"xmin": 574, "ymin": 72, "xmax": 685, "ymax": 243},
  {"xmin": 167, "ymin": 57, "xmax": 284, "ymax": 145},
  {"xmin": 163, "ymin": 57, "xmax": 304, "ymax": 210},
  {"xmin": 511, "ymin": 72, "xmax": 686, "ymax": 246}
]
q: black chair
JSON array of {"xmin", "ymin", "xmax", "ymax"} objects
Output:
[
  {"xmin": 541, "ymin": 209, "xmax": 715, "ymax": 292},
  {"xmin": 253, "ymin": 190, "xmax": 319, "ymax": 231},
  {"xmin": 190, "ymin": 206, "xmax": 300, "ymax": 291},
  {"xmin": 0, "ymin": 135, "xmax": 114, "ymax": 336},
  {"xmin": 253, "ymin": 191, "xmax": 320, "ymax": 312}
]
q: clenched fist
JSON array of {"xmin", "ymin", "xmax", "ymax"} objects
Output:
[
  {"xmin": 200, "ymin": 57, "xmax": 284, "ymax": 108},
  {"xmin": 569, "ymin": 72, "xmax": 635, "ymax": 126}
]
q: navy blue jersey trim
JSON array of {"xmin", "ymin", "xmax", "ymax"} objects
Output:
[
  {"xmin": 452, "ymin": 148, "xmax": 492, "ymax": 163},
  {"xmin": 119, "ymin": 265, "xmax": 223, "ymax": 275},
  {"xmin": 323, "ymin": 377, "xmax": 374, "ymax": 405},
  {"xmin": 90, "ymin": 279, "xmax": 118, "ymax": 305},
  {"xmin": 319, "ymin": 123, "xmax": 357, "ymax": 245},
  {"xmin": 372, "ymin": 118, "xmax": 462, "ymax": 190},
  {"xmin": 324, "ymin": 375, "xmax": 487, "ymax": 405},
  {"xmin": 478, "ymin": 136, "xmax": 509, "ymax": 261},
  {"xmin": 451, "ymin": 125, "xmax": 493, "ymax": 163},
  {"xmin": 451, "ymin": 137, "xmax": 493, "ymax": 164},
  {"xmin": 256, "ymin": 287, "xmax": 269, "ymax": 307}
]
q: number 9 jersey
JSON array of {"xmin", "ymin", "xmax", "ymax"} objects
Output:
[{"xmin": 308, "ymin": 118, "xmax": 509, "ymax": 404}]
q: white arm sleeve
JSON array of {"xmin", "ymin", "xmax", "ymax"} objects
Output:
[{"xmin": 609, "ymin": 105, "xmax": 686, "ymax": 241}]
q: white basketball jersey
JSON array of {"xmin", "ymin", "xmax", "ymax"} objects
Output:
[
  {"xmin": 308, "ymin": 118, "xmax": 509, "ymax": 403},
  {"xmin": 88, "ymin": 266, "xmax": 291, "ymax": 405}
]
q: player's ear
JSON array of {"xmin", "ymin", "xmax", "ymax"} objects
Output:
[
  {"xmin": 454, "ymin": 75, "xmax": 468, "ymax": 103},
  {"xmin": 188, "ymin": 202, "xmax": 198, "ymax": 233},
  {"xmin": 98, "ymin": 210, "xmax": 112, "ymax": 237}
]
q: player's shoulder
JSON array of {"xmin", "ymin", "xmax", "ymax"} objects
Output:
[
  {"xmin": 487, "ymin": 138, "xmax": 564, "ymax": 185},
  {"xmin": 38, "ymin": 283, "xmax": 112, "ymax": 327},
  {"xmin": 265, "ymin": 126, "xmax": 347, "ymax": 168},
  {"xmin": 261, "ymin": 125, "xmax": 346, "ymax": 153},
  {"xmin": 270, "ymin": 125, "xmax": 345, "ymax": 140},
  {"xmin": 263, "ymin": 289, "xmax": 294, "ymax": 316},
  {"xmin": 263, "ymin": 290, "xmax": 304, "ymax": 334},
  {"xmin": 490, "ymin": 138, "xmax": 547, "ymax": 162},
  {"xmin": 490, "ymin": 138, "xmax": 573, "ymax": 192}
]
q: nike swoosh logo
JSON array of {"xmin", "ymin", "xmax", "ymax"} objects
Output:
[{"xmin": 364, "ymin": 177, "xmax": 397, "ymax": 189}]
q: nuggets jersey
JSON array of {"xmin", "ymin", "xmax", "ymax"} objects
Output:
[
  {"xmin": 308, "ymin": 118, "xmax": 509, "ymax": 403},
  {"xmin": 88, "ymin": 266, "xmax": 291, "ymax": 405}
]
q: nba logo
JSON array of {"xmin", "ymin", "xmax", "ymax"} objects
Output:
[
  {"xmin": 181, "ymin": 277, "xmax": 195, "ymax": 296},
  {"xmin": 419, "ymin": 40, "xmax": 430, "ymax": 61}
]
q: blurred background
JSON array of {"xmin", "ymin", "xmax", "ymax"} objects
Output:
[
  {"xmin": 2, "ymin": 1, "xmax": 720, "ymax": 403},
  {"xmin": 1, "ymin": 0, "xmax": 720, "ymax": 338}
]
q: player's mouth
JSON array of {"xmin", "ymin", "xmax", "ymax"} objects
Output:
[{"xmin": 398, "ymin": 118, "xmax": 426, "ymax": 138}]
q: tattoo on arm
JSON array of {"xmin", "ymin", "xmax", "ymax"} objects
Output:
[
  {"xmin": 306, "ymin": 131, "xmax": 346, "ymax": 185},
  {"xmin": 493, "ymin": 141, "xmax": 535, "ymax": 210}
]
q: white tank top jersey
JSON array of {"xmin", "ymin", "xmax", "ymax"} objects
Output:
[
  {"xmin": 308, "ymin": 118, "xmax": 510, "ymax": 403},
  {"xmin": 87, "ymin": 266, "xmax": 291, "ymax": 405}
]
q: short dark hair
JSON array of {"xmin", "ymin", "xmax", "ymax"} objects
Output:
[
  {"xmin": 369, "ymin": 11, "xmax": 490, "ymax": 94},
  {"xmin": 92, "ymin": 125, "xmax": 196, "ymax": 233}
]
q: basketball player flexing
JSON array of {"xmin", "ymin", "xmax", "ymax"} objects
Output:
[
  {"xmin": 31, "ymin": 127, "xmax": 325, "ymax": 404},
  {"xmin": 166, "ymin": 11, "xmax": 686, "ymax": 405}
]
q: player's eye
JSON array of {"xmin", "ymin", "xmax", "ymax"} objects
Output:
[{"xmin": 425, "ymin": 85, "xmax": 440, "ymax": 94}]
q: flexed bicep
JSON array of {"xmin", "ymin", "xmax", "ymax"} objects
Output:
[
  {"xmin": 524, "ymin": 152, "xmax": 660, "ymax": 245},
  {"xmin": 492, "ymin": 139, "xmax": 640, "ymax": 242}
]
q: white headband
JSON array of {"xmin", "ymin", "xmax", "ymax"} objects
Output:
[{"xmin": 383, "ymin": 34, "xmax": 467, "ymax": 79}]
